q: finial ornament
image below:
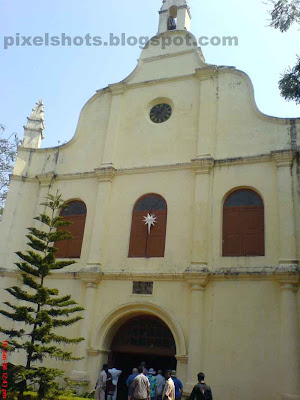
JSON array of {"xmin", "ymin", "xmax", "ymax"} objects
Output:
[
  {"xmin": 29, "ymin": 99, "xmax": 44, "ymax": 121},
  {"xmin": 22, "ymin": 99, "xmax": 45, "ymax": 149}
]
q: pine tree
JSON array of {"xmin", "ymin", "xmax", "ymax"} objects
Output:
[{"xmin": 0, "ymin": 191, "xmax": 84, "ymax": 400}]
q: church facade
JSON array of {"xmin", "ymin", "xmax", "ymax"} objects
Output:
[{"xmin": 0, "ymin": 1, "xmax": 299, "ymax": 399}]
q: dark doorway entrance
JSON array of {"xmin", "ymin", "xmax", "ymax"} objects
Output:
[
  {"xmin": 112, "ymin": 351, "xmax": 177, "ymax": 376},
  {"xmin": 109, "ymin": 315, "xmax": 177, "ymax": 400}
]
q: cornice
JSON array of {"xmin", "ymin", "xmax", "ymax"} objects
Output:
[
  {"xmin": 95, "ymin": 165, "xmax": 116, "ymax": 182},
  {"xmin": 1, "ymin": 266, "xmax": 298, "ymax": 282},
  {"xmin": 36, "ymin": 173, "xmax": 56, "ymax": 187},
  {"xmin": 11, "ymin": 151, "xmax": 287, "ymax": 183},
  {"xmin": 116, "ymin": 162, "xmax": 192, "ymax": 176},
  {"xmin": 271, "ymin": 149, "xmax": 297, "ymax": 167},
  {"xmin": 195, "ymin": 66, "xmax": 218, "ymax": 80},
  {"xmin": 142, "ymin": 48, "xmax": 195, "ymax": 63},
  {"xmin": 159, "ymin": 5, "xmax": 191, "ymax": 18},
  {"xmin": 108, "ymin": 82, "xmax": 127, "ymax": 95},
  {"xmin": 274, "ymin": 271, "xmax": 300, "ymax": 286},
  {"xmin": 184, "ymin": 273, "xmax": 210, "ymax": 288},
  {"xmin": 101, "ymin": 272, "xmax": 185, "ymax": 282},
  {"xmin": 191, "ymin": 156, "xmax": 214, "ymax": 174},
  {"xmin": 123, "ymin": 74, "xmax": 196, "ymax": 91},
  {"xmin": 215, "ymin": 154, "xmax": 271, "ymax": 166}
]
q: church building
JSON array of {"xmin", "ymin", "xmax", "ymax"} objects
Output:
[{"xmin": 0, "ymin": 1, "xmax": 299, "ymax": 399}]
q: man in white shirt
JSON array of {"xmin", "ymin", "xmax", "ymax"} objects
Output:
[
  {"xmin": 95, "ymin": 364, "xmax": 108, "ymax": 400},
  {"xmin": 108, "ymin": 367, "xmax": 122, "ymax": 400},
  {"xmin": 131, "ymin": 366, "xmax": 150, "ymax": 400},
  {"xmin": 162, "ymin": 370, "xmax": 175, "ymax": 400}
]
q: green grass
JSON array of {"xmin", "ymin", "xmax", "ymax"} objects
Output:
[{"xmin": 7, "ymin": 392, "xmax": 89, "ymax": 400}]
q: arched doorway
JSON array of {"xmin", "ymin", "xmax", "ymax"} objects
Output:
[{"xmin": 109, "ymin": 315, "xmax": 177, "ymax": 374}]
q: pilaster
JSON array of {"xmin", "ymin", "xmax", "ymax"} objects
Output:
[
  {"xmin": 71, "ymin": 275, "xmax": 101, "ymax": 382},
  {"xmin": 271, "ymin": 150, "xmax": 298, "ymax": 266},
  {"xmin": 87, "ymin": 166, "xmax": 116, "ymax": 267},
  {"xmin": 101, "ymin": 83, "xmax": 126, "ymax": 168},
  {"xmin": 184, "ymin": 273, "xmax": 209, "ymax": 392},
  {"xmin": 276, "ymin": 274, "xmax": 300, "ymax": 399},
  {"xmin": 190, "ymin": 157, "xmax": 214, "ymax": 269},
  {"xmin": 195, "ymin": 67, "xmax": 218, "ymax": 159}
]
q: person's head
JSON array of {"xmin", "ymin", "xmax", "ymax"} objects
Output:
[
  {"xmin": 158, "ymin": 370, "xmax": 162, "ymax": 375},
  {"xmin": 103, "ymin": 364, "xmax": 108, "ymax": 371},
  {"xmin": 133, "ymin": 368, "xmax": 138, "ymax": 374},
  {"xmin": 197, "ymin": 372, "xmax": 205, "ymax": 382},
  {"xmin": 148, "ymin": 368, "xmax": 156, "ymax": 375},
  {"xmin": 138, "ymin": 366, "xmax": 144, "ymax": 374},
  {"xmin": 166, "ymin": 370, "xmax": 172, "ymax": 379}
]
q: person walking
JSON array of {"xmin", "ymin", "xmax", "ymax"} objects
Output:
[
  {"xmin": 127, "ymin": 368, "xmax": 138, "ymax": 400},
  {"xmin": 141, "ymin": 361, "xmax": 148, "ymax": 375},
  {"xmin": 95, "ymin": 364, "xmax": 108, "ymax": 400},
  {"xmin": 131, "ymin": 366, "xmax": 150, "ymax": 400},
  {"xmin": 146, "ymin": 368, "xmax": 157, "ymax": 400},
  {"xmin": 107, "ymin": 367, "xmax": 122, "ymax": 400},
  {"xmin": 189, "ymin": 372, "xmax": 213, "ymax": 400},
  {"xmin": 156, "ymin": 370, "xmax": 165, "ymax": 400},
  {"xmin": 170, "ymin": 371, "xmax": 183, "ymax": 400},
  {"xmin": 162, "ymin": 370, "xmax": 175, "ymax": 400}
]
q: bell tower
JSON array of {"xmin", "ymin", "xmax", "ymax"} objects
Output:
[{"xmin": 158, "ymin": 0, "xmax": 191, "ymax": 34}]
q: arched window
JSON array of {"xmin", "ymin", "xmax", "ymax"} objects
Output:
[
  {"xmin": 55, "ymin": 200, "xmax": 87, "ymax": 258},
  {"xmin": 128, "ymin": 194, "xmax": 167, "ymax": 258},
  {"xmin": 223, "ymin": 189, "xmax": 264, "ymax": 256}
]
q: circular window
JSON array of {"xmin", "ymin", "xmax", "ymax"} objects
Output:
[{"xmin": 150, "ymin": 103, "xmax": 172, "ymax": 123}]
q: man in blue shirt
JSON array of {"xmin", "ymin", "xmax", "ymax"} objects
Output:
[
  {"xmin": 126, "ymin": 368, "xmax": 138, "ymax": 400},
  {"xmin": 171, "ymin": 370, "xmax": 183, "ymax": 400}
]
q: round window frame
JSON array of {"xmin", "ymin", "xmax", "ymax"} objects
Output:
[
  {"xmin": 149, "ymin": 103, "xmax": 172, "ymax": 124},
  {"xmin": 147, "ymin": 98, "xmax": 174, "ymax": 125}
]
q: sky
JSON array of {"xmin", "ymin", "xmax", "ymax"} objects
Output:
[{"xmin": 0, "ymin": 0, "xmax": 299, "ymax": 148}]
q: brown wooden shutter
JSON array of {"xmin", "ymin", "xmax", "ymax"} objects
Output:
[
  {"xmin": 55, "ymin": 202, "xmax": 86, "ymax": 259},
  {"xmin": 66, "ymin": 215, "xmax": 86, "ymax": 258},
  {"xmin": 243, "ymin": 207, "xmax": 264, "ymax": 256},
  {"xmin": 223, "ymin": 204, "xmax": 264, "ymax": 257},
  {"xmin": 223, "ymin": 208, "xmax": 243, "ymax": 256},
  {"xmin": 128, "ymin": 211, "xmax": 148, "ymax": 257},
  {"xmin": 146, "ymin": 211, "xmax": 167, "ymax": 257},
  {"xmin": 54, "ymin": 228, "xmax": 69, "ymax": 258},
  {"xmin": 128, "ymin": 194, "xmax": 167, "ymax": 258}
]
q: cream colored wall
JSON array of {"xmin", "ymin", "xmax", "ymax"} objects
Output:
[
  {"xmin": 203, "ymin": 280, "xmax": 281, "ymax": 400},
  {"xmin": 103, "ymin": 169, "xmax": 194, "ymax": 272},
  {"xmin": 209, "ymin": 162, "xmax": 280, "ymax": 268},
  {"xmin": 0, "ymin": 179, "xmax": 39, "ymax": 268},
  {"xmin": 11, "ymin": 69, "xmax": 299, "ymax": 178},
  {"xmin": 1, "ymin": 160, "xmax": 283, "ymax": 273},
  {"xmin": 114, "ymin": 80, "xmax": 199, "ymax": 168},
  {"xmin": 0, "ymin": 273, "xmax": 285, "ymax": 400},
  {"xmin": 12, "ymin": 90, "xmax": 112, "ymax": 178},
  {"xmin": 0, "ymin": 26, "xmax": 299, "ymax": 400}
]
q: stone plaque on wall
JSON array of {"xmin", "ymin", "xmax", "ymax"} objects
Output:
[{"xmin": 132, "ymin": 281, "xmax": 153, "ymax": 295}]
